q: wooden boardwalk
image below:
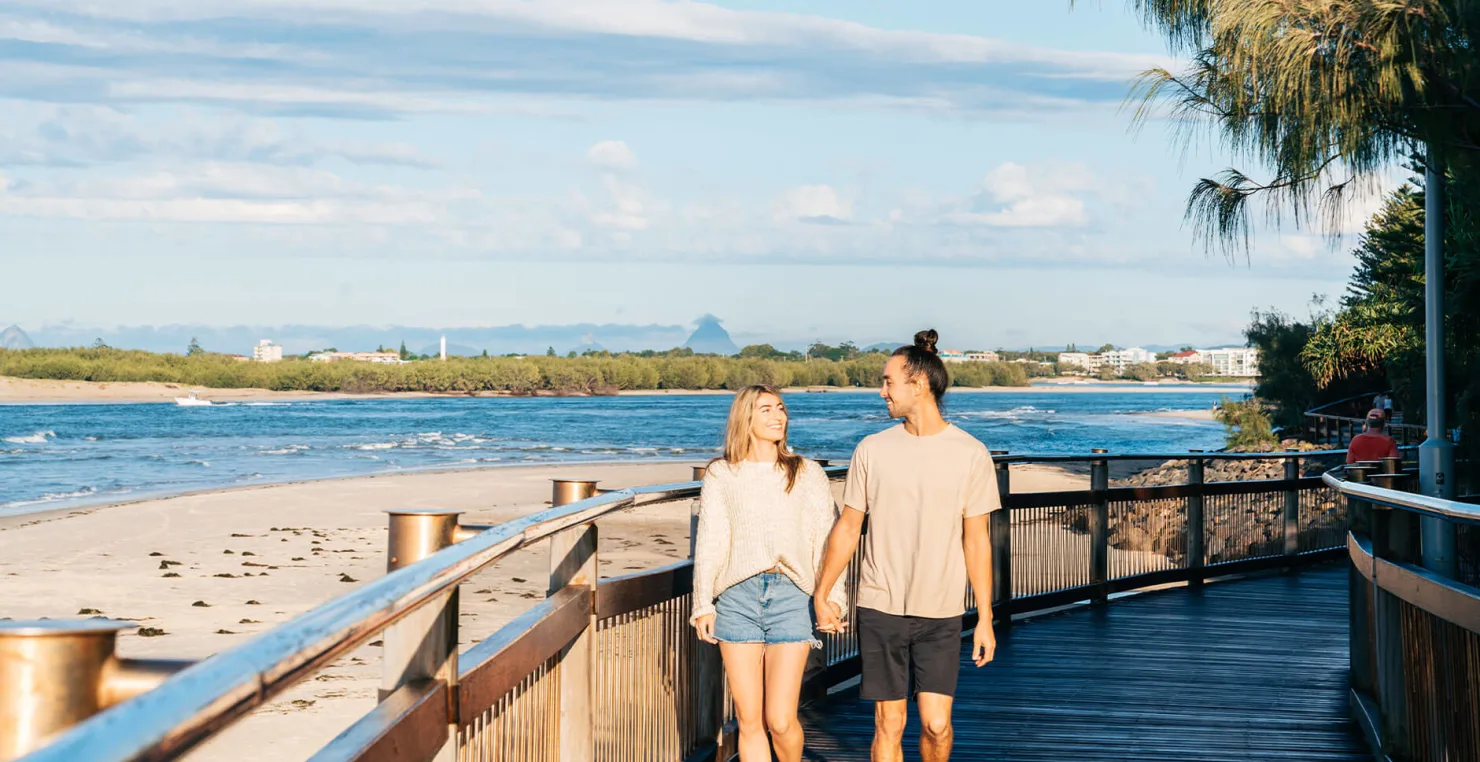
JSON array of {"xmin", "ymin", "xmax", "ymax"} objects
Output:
[{"xmin": 800, "ymin": 565, "xmax": 1366, "ymax": 761}]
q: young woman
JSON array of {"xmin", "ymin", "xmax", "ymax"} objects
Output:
[{"xmin": 691, "ymin": 384, "xmax": 847, "ymax": 762}]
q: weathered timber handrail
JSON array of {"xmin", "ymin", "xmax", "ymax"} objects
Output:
[
  {"xmin": 1327, "ymin": 466, "xmax": 1480, "ymax": 761},
  {"xmin": 8, "ymin": 450, "xmax": 1357, "ymax": 762},
  {"xmin": 11, "ymin": 488, "xmax": 638, "ymax": 762},
  {"xmin": 1323, "ymin": 470, "xmax": 1480, "ymax": 526}
]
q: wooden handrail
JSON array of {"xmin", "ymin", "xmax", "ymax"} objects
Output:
[{"xmin": 7, "ymin": 453, "xmax": 1361, "ymax": 762}]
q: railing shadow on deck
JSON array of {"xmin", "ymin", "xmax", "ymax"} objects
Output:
[{"xmin": 3, "ymin": 449, "xmax": 1364, "ymax": 762}]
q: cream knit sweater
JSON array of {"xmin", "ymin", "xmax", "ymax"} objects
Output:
[{"xmin": 691, "ymin": 458, "xmax": 846, "ymax": 625}]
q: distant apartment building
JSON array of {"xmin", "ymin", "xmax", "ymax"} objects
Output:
[
  {"xmin": 1202, "ymin": 348, "xmax": 1260, "ymax": 377},
  {"xmin": 1167, "ymin": 350, "xmax": 1203, "ymax": 365},
  {"xmin": 1057, "ymin": 352, "xmax": 1093, "ymax": 371},
  {"xmin": 252, "ymin": 340, "xmax": 283, "ymax": 363},
  {"xmin": 309, "ymin": 351, "xmax": 403, "ymax": 364},
  {"xmin": 941, "ymin": 349, "xmax": 1000, "ymax": 363},
  {"xmin": 1102, "ymin": 347, "xmax": 1156, "ymax": 372}
]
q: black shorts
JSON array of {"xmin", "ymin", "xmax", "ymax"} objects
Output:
[{"xmin": 857, "ymin": 607, "xmax": 962, "ymax": 701}]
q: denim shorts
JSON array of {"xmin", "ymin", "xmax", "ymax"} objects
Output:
[{"xmin": 714, "ymin": 572, "xmax": 820, "ymax": 648}]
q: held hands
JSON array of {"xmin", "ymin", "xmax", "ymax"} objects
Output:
[
  {"xmin": 693, "ymin": 614, "xmax": 718, "ymax": 644},
  {"xmin": 814, "ymin": 596, "xmax": 847, "ymax": 634},
  {"xmin": 972, "ymin": 618, "xmax": 996, "ymax": 667}
]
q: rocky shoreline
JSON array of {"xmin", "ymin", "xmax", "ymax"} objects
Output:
[{"xmin": 1088, "ymin": 442, "xmax": 1346, "ymax": 564}]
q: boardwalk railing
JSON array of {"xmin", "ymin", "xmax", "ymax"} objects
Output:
[
  {"xmin": 1306, "ymin": 391, "xmax": 1426, "ymax": 447},
  {"xmin": 4, "ymin": 450, "xmax": 1353, "ymax": 762},
  {"xmin": 1327, "ymin": 461, "xmax": 1480, "ymax": 762}
]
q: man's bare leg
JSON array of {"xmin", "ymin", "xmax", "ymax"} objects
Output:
[
  {"xmin": 871, "ymin": 699, "xmax": 908, "ymax": 762},
  {"xmin": 917, "ymin": 692, "xmax": 954, "ymax": 762}
]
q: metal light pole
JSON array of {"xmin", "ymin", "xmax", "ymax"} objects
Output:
[{"xmin": 1419, "ymin": 148, "xmax": 1457, "ymax": 576}]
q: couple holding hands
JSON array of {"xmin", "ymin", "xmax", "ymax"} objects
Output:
[{"xmin": 691, "ymin": 330, "xmax": 1001, "ymax": 762}]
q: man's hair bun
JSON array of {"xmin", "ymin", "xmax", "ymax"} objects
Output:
[{"xmin": 913, "ymin": 329, "xmax": 939, "ymax": 355}]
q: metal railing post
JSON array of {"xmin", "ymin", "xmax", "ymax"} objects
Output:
[
  {"xmin": 553, "ymin": 479, "xmax": 602, "ymax": 507},
  {"xmin": 1283, "ymin": 454, "xmax": 1301, "ymax": 558},
  {"xmin": 686, "ymin": 465, "xmax": 727, "ymax": 755},
  {"xmin": 549, "ymin": 509, "xmax": 598, "ymax": 762},
  {"xmin": 1187, "ymin": 452, "xmax": 1205, "ymax": 587},
  {"xmin": 1089, "ymin": 449, "xmax": 1109, "ymax": 604},
  {"xmin": 382, "ymin": 509, "xmax": 463, "ymax": 762},
  {"xmin": 0, "ymin": 622, "xmax": 192, "ymax": 762},
  {"xmin": 991, "ymin": 456, "xmax": 1012, "ymax": 630}
]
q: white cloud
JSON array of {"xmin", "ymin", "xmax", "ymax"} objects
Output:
[
  {"xmin": 1279, "ymin": 234, "xmax": 1324, "ymax": 259},
  {"xmin": 775, "ymin": 185, "xmax": 852, "ymax": 223},
  {"xmin": 891, "ymin": 162, "xmax": 1099, "ymax": 229},
  {"xmin": 587, "ymin": 140, "xmax": 638, "ymax": 172},
  {"xmin": 0, "ymin": 1, "xmax": 1164, "ymax": 118},
  {"xmin": 588, "ymin": 174, "xmax": 651, "ymax": 231},
  {"xmin": 9, "ymin": 1, "xmax": 1167, "ymax": 72},
  {"xmin": 0, "ymin": 105, "xmax": 441, "ymax": 169},
  {"xmin": 0, "ymin": 163, "xmax": 475, "ymax": 224},
  {"xmin": 952, "ymin": 195, "xmax": 1088, "ymax": 228}
]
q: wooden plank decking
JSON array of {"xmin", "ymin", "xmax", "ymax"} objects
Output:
[{"xmin": 800, "ymin": 565, "xmax": 1367, "ymax": 761}]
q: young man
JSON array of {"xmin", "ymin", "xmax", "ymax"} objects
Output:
[
  {"xmin": 814, "ymin": 330, "xmax": 999, "ymax": 762},
  {"xmin": 1346, "ymin": 409, "xmax": 1400, "ymax": 464}
]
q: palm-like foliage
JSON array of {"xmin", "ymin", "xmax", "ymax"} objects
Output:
[
  {"xmin": 1093, "ymin": 1, "xmax": 1480, "ymax": 461},
  {"xmin": 1097, "ymin": 0, "xmax": 1480, "ymax": 255}
]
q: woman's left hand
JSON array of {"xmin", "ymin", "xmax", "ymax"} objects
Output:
[{"xmin": 815, "ymin": 598, "xmax": 846, "ymax": 633}]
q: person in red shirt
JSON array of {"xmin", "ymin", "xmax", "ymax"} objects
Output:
[{"xmin": 1347, "ymin": 409, "xmax": 1401, "ymax": 463}]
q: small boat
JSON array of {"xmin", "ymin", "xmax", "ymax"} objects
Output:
[
  {"xmin": 1142, "ymin": 381, "xmax": 1160, "ymax": 386},
  {"xmin": 174, "ymin": 392, "xmax": 213, "ymax": 407}
]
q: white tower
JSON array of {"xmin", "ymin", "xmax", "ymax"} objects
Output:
[{"xmin": 440, "ymin": 335, "xmax": 447, "ymax": 361}]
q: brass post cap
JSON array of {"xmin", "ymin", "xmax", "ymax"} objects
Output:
[
  {"xmin": 382, "ymin": 508, "xmax": 466, "ymax": 516},
  {"xmin": 0, "ymin": 619, "xmax": 135, "ymax": 638}
]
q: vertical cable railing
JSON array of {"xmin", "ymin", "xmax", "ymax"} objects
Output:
[
  {"xmin": 457, "ymin": 656, "xmax": 561, "ymax": 762},
  {"xmin": 1108, "ymin": 498, "xmax": 1186, "ymax": 579},
  {"xmin": 1009, "ymin": 502, "xmax": 1093, "ymax": 597}
]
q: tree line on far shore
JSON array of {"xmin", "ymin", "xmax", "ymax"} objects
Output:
[{"xmin": 0, "ymin": 346, "xmax": 1035, "ymax": 394}]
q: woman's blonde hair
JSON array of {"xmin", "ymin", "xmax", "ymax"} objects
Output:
[{"xmin": 710, "ymin": 384, "xmax": 804, "ymax": 492}]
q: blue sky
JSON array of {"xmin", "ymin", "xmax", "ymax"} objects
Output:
[{"xmin": 0, "ymin": 0, "xmax": 1380, "ymax": 350}]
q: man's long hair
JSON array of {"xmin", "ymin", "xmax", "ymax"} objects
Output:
[{"xmin": 892, "ymin": 329, "xmax": 950, "ymax": 410}]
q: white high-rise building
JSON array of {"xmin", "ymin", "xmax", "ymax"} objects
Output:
[
  {"xmin": 1103, "ymin": 347, "xmax": 1156, "ymax": 371},
  {"xmin": 1202, "ymin": 348, "xmax": 1260, "ymax": 377},
  {"xmin": 1057, "ymin": 352, "xmax": 1092, "ymax": 371},
  {"xmin": 440, "ymin": 335, "xmax": 447, "ymax": 361},
  {"xmin": 252, "ymin": 340, "xmax": 283, "ymax": 363}
]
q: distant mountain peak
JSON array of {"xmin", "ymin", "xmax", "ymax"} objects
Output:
[
  {"xmin": 684, "ymin": 315, "xmax": 738, "ymax": 355},
  {"xmin": 1, "ymin": 325, "xmax": 34, "ymax": 350}
]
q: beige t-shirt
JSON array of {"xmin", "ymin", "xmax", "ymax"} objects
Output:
[{"xmin": 842, "ymin": 423, "xmax": 1000, "ymax": 618}]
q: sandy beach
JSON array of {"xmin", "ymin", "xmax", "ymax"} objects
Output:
[
  {"xmin": 0, "ymin": 375, "xmax": 1252, "ymax": 405},
  {"xmin": 2, "ymin": 459, "xmax": 1089, "ymax": 760}
]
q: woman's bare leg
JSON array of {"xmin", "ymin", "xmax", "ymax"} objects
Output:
[
  {"xmin": 720, "ymin": 643, "xmax": 769, "ymax": 761},
  {"xmin": 763, "ymin": 643, "xmax": 811, "ymax": 762}
]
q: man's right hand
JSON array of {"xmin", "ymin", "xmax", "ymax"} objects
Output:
[
  {"xmin": 814, "ymin": 596, "xmax": 846, "ymax": 633},
  {"xmin": 693, "ymin": 614, "xmax": 718, "ymax": 644}
]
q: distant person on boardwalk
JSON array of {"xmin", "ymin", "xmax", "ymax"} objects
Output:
[
  {"xmin": 813, "ymin": 330, "xmax": 1000, "ymax": 762},
  {"xmin": 690, "ymin": 384, "xmax": 847, "ymax": 762},
  {"xmin": 1346, "ymin": 409, "xmax": 1400, "ymax": 464}
]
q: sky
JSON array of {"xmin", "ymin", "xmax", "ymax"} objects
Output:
[{"xmin": 0, "ymin": 0, "xmax": 1385, "ymax": 350}]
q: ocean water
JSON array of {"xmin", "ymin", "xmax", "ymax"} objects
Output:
[{"xmin": 0, "ymin": 388, "xmax": 1244, "ymax": 517}]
